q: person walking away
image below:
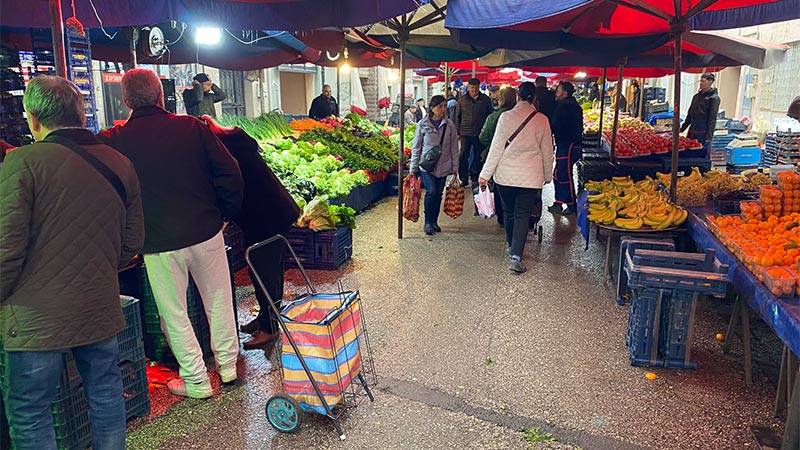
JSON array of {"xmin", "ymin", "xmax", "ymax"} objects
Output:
[
  {"xmin": 479, "ymin": 86, "xmax": 517, "ymax": 226},
  {"xmin": 100, "ymin": 68, "xmax": 244, "ymax": 399},
  {"xmin": 680, "ymin": 73, "xmax": 720, "ymax": 155},
  {"xmin": 445, "ymin": 86, "xmax": 458, "ymax": 121},
  {"xmin": 455, "ymin": 78, "xmax": 495, "ymax": 188},
  {"xmin": 404, "ymin": 105, "xmax": 418, "ymax": 128},
  {"xmin": 1, "ymin": 75, "xmax": 144, "ymax": 450},
  {"xmin": 533, "ymin": 76, "xmax": 556, "ymax": 123},
  {"xmin": 415, "ymin": 98, "xmax": 427, "ymax": 121},
  {"xmin": 479, "ymin": 82, "xmax": 554, "ymax": 274},
  {"xmin": 308, "ymin": 84, "xmax": 339, "ymax": 119},
  {"xmin": 202, "ymin": 116, "xmax": 301, "ymax": 351},
  {"xmin": 409, "ymin": 95, "xmax": 459, "ymax": 235},
  {"xmin": 182, "ymin": 73, "xmax": 227, "ymax": 118},
  {"xmin": 548, "ymin": 82, "xmax": 584, "ymax": 215}
]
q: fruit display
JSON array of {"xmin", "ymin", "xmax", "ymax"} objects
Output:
[
  {"xmin": 762, "ymin": 266, "xmax": 797, "ymax": 297},
  {"xmin": 740, "ymin": 201, "xmax": 764, "ymax": 221},
  {"xmin": 585, "ymin": 176, "xmax": 687, "ymax": 230},
  {"xmin": 777, "ymin": 171, "xmax": 800, "ymax": 213},
  {"xmin": 655, "ymin": 168, "xmax": 743, "ymax": 207},
  {"xmin": 742, "ymin": 172, "xmax": 772, "ymax": 190},
  {"xmin": 599, "ymin": 118, "xmax": 703, "ymax": 158},
  {"xmin": 760, "ymin": 185, "xmax": 783, "ymax": 217}
]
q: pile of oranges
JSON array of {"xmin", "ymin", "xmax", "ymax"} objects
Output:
[
  {"xmin": 777, "ymin": 171, "xmax": 800, "ymax": 214},
  {"xmin": 740, "ymin": 201, "xmax": 764, "ymax": 221},
  {"xmin": 708, "ymin": 214, "xmax": 800, "ymax": 296},
  {"xmin": 760, "ymin": 186, "xmax": 783, "ymax": 217}
]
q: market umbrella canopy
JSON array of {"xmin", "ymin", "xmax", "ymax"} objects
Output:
[
  {"xmin": 0, "ymin": 0, "xmax": 421, "ymax": 30},
  {"xmin": 363, "ymin": 0, "xmax": 491, "ymax": 62},
  {"xmin": 446, "ymin": 0, "xmax": 800, "ymax": 49},
  {"xmin": 480, "ymin": 31, "xmax": 788, "ymax": 70}
]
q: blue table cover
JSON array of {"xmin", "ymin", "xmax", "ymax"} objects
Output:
[{"xmin": 687, "ymin": 209, "xmax": 800, "ymax": 357}]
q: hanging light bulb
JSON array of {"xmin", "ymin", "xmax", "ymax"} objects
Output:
[
  {"xmin": 340, "ymin": 62, "xmax": 351, "ymax": 74},
  {"xmin": 387, "ymin": 69, "xmax": 398, "ymax": 81},
  {"xmin": 575, "ymin": 71, "xmax": 588, "ymax": 80}
]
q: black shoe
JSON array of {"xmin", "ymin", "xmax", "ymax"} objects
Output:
[
  {"xmin": 555, "ymin": 208, "xmax": 576, "ymax": 216},
  {"xmin": 424, "ymin": 224, "xmax": 435, "ymax": 235},
  {"xmin": 528, "ymin": 217, "xmax": 538, "ymax": 230},
  {"xmin": 547, "ymin": 204, "xmax": 563, "ymax": 213},
  {"xmin": 432, "ymin": 224, "xmax": 442, "ymax": 233},
  {"xmin": 509, "ymin": 259, "xmax": 527, "ymax": 274}
]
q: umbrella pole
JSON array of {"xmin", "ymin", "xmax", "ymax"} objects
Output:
[
  {"xmin": 610, "ymin": 60, "xmax": 625, "ymax": 161},
  {"xmin": 398, "ymin": 38, "xmax": 407, "ymax": 239},
  {"xmin": 598, "ymin": 68, "xmax": 607, "ymax": 148},
  {"xmin": 669, "ymin": 31, "xmax": 683, "ymax": 203},
  {"xmin": 472, "ymin": 59, "xmax": 477, "ymax": 78},
  {"xmin": 444, "ymin": 62, "xmax": 449, "ymax": 87},
  {"xmin": 638, "ymin": 78, "xmax": 645, "ymax": 120},
  {"xmin": 49, "ymin": 0, "xmax": 67, "ymax": 77}
]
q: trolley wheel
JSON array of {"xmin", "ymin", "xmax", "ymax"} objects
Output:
[
  {"xmin": 265, "ymin": 395, "xmax": 303, "ymax": 433},
  {"xmin": 538, "ymin": 225, "xmax": 543, "ymax": 243}
]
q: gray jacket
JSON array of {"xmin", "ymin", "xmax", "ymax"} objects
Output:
[{"xmin": 409, "ymin": 116, "xmax": 459, "ymax": 178}]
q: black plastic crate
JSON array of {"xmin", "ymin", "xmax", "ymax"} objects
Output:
[
  {"xmin": 50, "ymin": 385, "xmax": 92, "ymax": 450},
  {"xmin": 223, "ymin": 221, "xmax": 246, "ymax": 272},
  {"xmin": 285, "ymin": 227, "xmax": 316, "ymax": 268},
  {"xmin": 120, "ymin": 359, "xmax": 150, "ymax": 420},
  {"xmin": 314, "ymin": 227, "xmax": 353, "ymax": 270},
  {"xmin": 117, "ymin": 297, "xmax": 144, "ymax": 364}
]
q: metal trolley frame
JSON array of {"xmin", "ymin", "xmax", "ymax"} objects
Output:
[{"xmin": 245, "ymin": 235, "xmax": 376, "ymax": 440}]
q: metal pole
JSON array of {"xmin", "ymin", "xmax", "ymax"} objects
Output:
[
  {"xmin": 398, "ymin": 39, "xmax": 407, "ymax": 239},
  {"xmin": 444, "ymin": 62, "xmax": 449, "ymax": 89},
  {"xmin": 598, "ymin": 68, "xmax": 607, "ymax": 148},
  {"xmin": 610, "ymin": 60, "xmax": 625, "ymax": 160},
  {"xmin": 49, "ymin": 0, "xmax": 67, "ymax": 78},
  {"xmin": 336, "ymin": 66, "xmax": 341, "ymax": 117},
  {"xmin": 637, "ymin": 78, "xmax": 645, "ymax": 120},
  {"xmin": 472, "ymin": 59, "xmax": 476, "ymax": 78},
  {"xmin": 129, "ymin": 27, "xmax": 138, "ymax": 67},
  {"xmin": 670, "ymin": 30, "xmax": 683, "ymax": 203}
]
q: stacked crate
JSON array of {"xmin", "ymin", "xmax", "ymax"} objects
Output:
[
  {"xmin": 0, "ymin": 297, "xmax": 149, "ymax": 450},
  {"xmin": 285, "ymin": 227, "xmax": 353, "ymax": 270},
  {"xmin": 625, "ymin": 248, "xmax": 729, "ymax": 369}
]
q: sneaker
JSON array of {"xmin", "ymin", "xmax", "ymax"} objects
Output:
[
  {"xmin": 509, "ymin": 259, "xmax": 527, "ymax": 274},
  {"xmin": 167, "ymin": 378, "xmax": 213, "ymax": 399},
  {"xmin": 547, "ymin": 204, "xmax": 563, "ymax": 213},
  {"xmin": 432, "ymin": 224, "xmax": 442, "ymax": 233},
  {"xmin": 424, "ymin": 224, "xmax": 435, "ymax": 235},
  {"xmin": 219, "ymin": 364, "xmax": 238, "ymax": 384}
]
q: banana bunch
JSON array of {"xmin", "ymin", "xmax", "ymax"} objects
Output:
[
  {"xmin": 700, "ymin": 170, "xmax": 742, "ymax": 198},
  {"xmin": 586, "ymin": 175, "xmax": 687, "ymax": 230},
  {"xmin": 611, "ymin": 176, "xmax": 633, "ymax": 189}
]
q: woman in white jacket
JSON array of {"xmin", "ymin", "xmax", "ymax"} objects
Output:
[{"xmin": 479, "ymin": 82, "xmax": 554, "ymax": 274}]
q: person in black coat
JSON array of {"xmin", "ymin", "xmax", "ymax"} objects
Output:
[
  {"xmin": 203, "ymin": 116, "xmax": 301, "ymax": 350},
  {"xmin": 548, "ymin": 82, "xmax": 584, "ymax": 215},
  {"xmin": 533, "ymin": 76, "xmax": 556, "ymax": 123},
  {"xmin": 308, "ymin": 84, "xmax": 339, "ymax": 119}
]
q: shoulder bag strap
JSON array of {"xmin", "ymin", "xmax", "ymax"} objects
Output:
[
  {"xmin": 505, "ymin": 110, "xmax": 538, "ymax": 148},
  {"xmin": 438, "ymin": 123, "xmax": 447, "ymax": 146},
  {"xmin": 46, "ymin": 134, "xmax": 127, "ymax": 204}
]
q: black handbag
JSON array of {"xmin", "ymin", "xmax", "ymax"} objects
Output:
[{"xmin": 419, "ymin": 123, "xmax": 446, "ymax": 172}]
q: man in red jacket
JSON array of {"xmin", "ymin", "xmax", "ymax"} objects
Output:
[{"xmin": 100, "ymin": 68, "xmax": 244, "ymax": 399}]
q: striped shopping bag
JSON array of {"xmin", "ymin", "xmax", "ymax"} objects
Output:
[{"xmin": 280, "ymin": 292, "xmax": 363, "ymax": 414}]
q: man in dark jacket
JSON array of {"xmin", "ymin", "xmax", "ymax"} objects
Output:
[
  {"xmin": 100, "ymin": 68, "xmax": 243, "ymax": 399},
  {"xmin": 308, "ymin": 84, "xmax": 339, "ymax": 119},
  {"xmin": 1, "ymin": 75, "xmax": 144, "ymax": 449},
  {"xmin": 455, "ymin": 78, "xmax": 495, "ymax": 187},
  {"xmin": 534, "ymin": 76, "xmax": 556, "ymax": 122},
  {"xmin": 182, "ymin": 73, "xmax": 227, "ymax": 118},
  {"xmin": 203, "ymin": 116, "xmax": 301, "ymax": 350},
  {"xmin": 445, "ymin": 86, "xmax": 458, "ymax": 121},
  {"xmin": 680, "ymin": 73, "xmax": 720, "ymax": 154},
  {"xmin": 549, "ymin": 82, "xmax": 584, "ymax": 215}
]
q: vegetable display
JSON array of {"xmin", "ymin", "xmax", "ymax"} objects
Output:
[{"xmin": 217, "ymin": 112, "xmax": 293, "ymax": 140}]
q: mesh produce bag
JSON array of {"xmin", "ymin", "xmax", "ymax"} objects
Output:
[
  {"xmin": 402, "ymin": 174, "xmax": 422, "ymax": 222},
  {"xmin": 443, "ymin": 177, "xmax": 464, "ymax": 219}
]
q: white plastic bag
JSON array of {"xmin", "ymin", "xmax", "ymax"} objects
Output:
[{"xmin": 473, "ymin": 186, "xmax": 495, "ymax": 219}]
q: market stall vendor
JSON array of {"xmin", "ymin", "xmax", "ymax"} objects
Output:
[
  {"xmin": 680, "ymin": 73, "xmax": 720, "ymax": 155},
  {"xmin": 309, "ymin": 84, "xmax": 339, "ymax": 119}
]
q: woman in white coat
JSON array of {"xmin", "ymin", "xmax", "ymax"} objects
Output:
[{"xmin": 478, "ymin": 82, "xmax": 554, "ymax": 274}]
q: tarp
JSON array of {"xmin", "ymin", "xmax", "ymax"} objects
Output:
[
  {"xmin": 446, "ymin": 0, "xmax": 800, "ymax": 49},
  {"xmin": 0, "ymin": 0, "xmax": 421, "ymax": 30}
]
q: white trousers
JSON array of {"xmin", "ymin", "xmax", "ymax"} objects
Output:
[{"xmin": 144, "ymin": 230, "xmax": 238, "ymax": 384}]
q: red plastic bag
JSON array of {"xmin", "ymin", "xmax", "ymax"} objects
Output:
[{"xmin": 402, "ymin": 174, "xmax": 422, "ymax": 222}]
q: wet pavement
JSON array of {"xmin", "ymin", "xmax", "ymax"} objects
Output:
[{"xmin": 125, "ymin": 186, "xmax": 787, "ymax": 450}]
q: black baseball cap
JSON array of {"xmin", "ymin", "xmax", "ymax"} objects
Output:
[
  {"xmin": 489, "ymin": 85, "xmax": 500, "ymax": 92},
  {"xmin": 193, "ymin": 73, "xmax": 210, "ymax": 83},
  {"xmin": 467, "ymin": 78, "xmax": 481, "ymax": 86}
]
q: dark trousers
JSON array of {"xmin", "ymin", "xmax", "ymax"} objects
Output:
[
  {"xmin": 458, "ymin": 136, "xmax": 485, "ymax": 185},
  {"xmin": 496, "ymin": 184, "xmax": 542, "ymax": 258},
  {"xmin": 420, "ymin": 171, "xmax": 448, "ymax": 226},
  {"xmin": 688, "ymin": 128, "xmax": 711, "ymax": 156},
  {"xmin": 246, "ymin": 231, "xmax": 289, "ymax": 335},
  {"xmin": 554, "ymin": 142, "xmax": 581, "ymax": 209}
]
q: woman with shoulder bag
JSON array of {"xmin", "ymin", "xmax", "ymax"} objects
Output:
[
  {"xmin": 478, "ymin": 82, "xmax": 554, "ymax": 274},
  {"xmin": 409, "ymin": 95, "xmax": 459, "ymax": 235}
]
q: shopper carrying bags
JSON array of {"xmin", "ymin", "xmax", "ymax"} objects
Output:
[
  {"xmin": 409, "ymin": 95, "xmax": 459, "ymax": 235},
  {"xmin": 479, "ymin": 82, "xmax": 554, "ymax": 274}
]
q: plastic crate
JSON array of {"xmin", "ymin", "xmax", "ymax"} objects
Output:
[
  {"xmin": 726, "ymin": 163, "xmax": 758, "ymax": 175},
  {"xmin": 626, "ymin": 249, "xmax": 729, "ymax": 296},
  {"xmin": 661, "ymin": 157, "xmax": 712, "ymax": 172},
  {"xmin": 616, "ymin": 237, "xmax": 675, "ymax": 305},
  {"xmin": 658, "ymin": 289, "xmax": 699, "ymax": 369},
  {"xmin": 724, "ymin": 147, "xmax": 761, "ymax": 165},
  {"xmin": 626, "ymin": 287, "xmax": 664, "ymax": 367},
  {"xmin": 314, "ymin": 227, "xmax": 353, "ymax": 270},
  {"xmin": 120, "ymin": 359, "xmax": 150, "ymax": 420},
  {"xmin": 385, "ymin": 172, "xmax": 401, "ymax": 196},
  {"xmin": 223, "ymin": 221, "xmax": 246, "ymax": 272},
  {"xmin": 117, "ymin": 297, "xmax": 144, "ymax": 364},
  {"xmin": 285, "ymin": 227, "xmax": 316, "ymax": 268},
  {"xmin": 50, "ymin": 385, "xmax": 92, "ymax": 450}
]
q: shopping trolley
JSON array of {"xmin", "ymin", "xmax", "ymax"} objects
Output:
[{"xmin": 245, "ymin": 235, "xmax": 376, "ymax": 440}]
